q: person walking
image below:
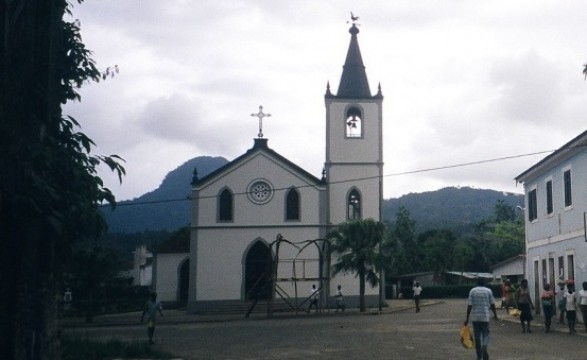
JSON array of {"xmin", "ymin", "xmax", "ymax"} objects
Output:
[
  {"xmin": 557, "ymin": 281, "xmax": 567, "ymax": 325},
  {"xmin": 465, "ymin": 278, "xmax": 499, "ymax": 360},
  {"xmin": 503, "ymin": 280, "xmax": 515, "ymax": 314},
  {"xmin": 500, "ymin": 281, "xmax": 508, "ymax": 309},
  {"xmin": 413, "ymin": 281, "xmax": 423, "ymax": 313},
  {"xmin": 564, "ymin": 281, "xmax": 577, "ymax": 334},
  {"xmin": 308, "ymin": 284, "xmax": 319, "ymax": 313},
  {"xmin": 579, "ymin": 281, "xmax": 587, "ymax": 332},
  {"xmin": 540, "ymin": 283, "xmax": 555, "ymax": 332},
  {"xmin": 335, "ymin": 285, "xmax": 345, "ymax": 312},
  {"xmin": 140, "ymin": 292, "xmax": 163, "ymax": 345},
  {"xmin": 515, "ymin": 279, "xmax": 535, "ymax": 333}
]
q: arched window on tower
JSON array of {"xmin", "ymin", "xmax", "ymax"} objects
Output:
[
  {"xmin": 345, "ymin": 107, "xmax": 362, "ymax": 138},
  {"xmin": 285, "ymin": 188, "xmax": 300, "ymax": 221},
  {"xmin": 218, "ymin": 188, "xmax": 233, "ymax": 222},
  {"xmin": 347, "ymin": 188, "xmax": 361, "ymax": 220}
]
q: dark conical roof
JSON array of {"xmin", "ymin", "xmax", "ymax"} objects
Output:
[{"xmin": 336, "ymin": 24, "xmax": 371, "ymax": 98}]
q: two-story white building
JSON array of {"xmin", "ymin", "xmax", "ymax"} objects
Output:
[{"xmin": 515, "ymin": 129, "xmax": 587, "ymax": 309}]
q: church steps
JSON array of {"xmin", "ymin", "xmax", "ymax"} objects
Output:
[{"xmin": 197, "ymin": 301, "xmax": 302, "ymax": 315}]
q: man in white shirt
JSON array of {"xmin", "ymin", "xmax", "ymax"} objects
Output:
[
  {"xmin": 465, "ymin": 278, "xmax": 499, "ymax": 360},
  {"xmin": 308, "ymin": 284, "xmax": 319, "ymax": 312},
  {"xmin": 412, "ymin": 282, "xmax": 423, "ymax": 313}
]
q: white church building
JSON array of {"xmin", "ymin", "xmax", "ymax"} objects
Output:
[{"xmin": 186, "ymin": 22, "xmax": 384, "ymax": 313}]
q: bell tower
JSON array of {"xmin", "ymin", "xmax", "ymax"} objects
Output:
[{"xmin": 325, "ymin": 23, "xmax": 383, "ymax": 225}]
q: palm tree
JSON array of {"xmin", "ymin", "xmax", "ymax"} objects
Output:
[{"xmin": 328, "ymin": 219, "xmax": 385, "ymax": 312}]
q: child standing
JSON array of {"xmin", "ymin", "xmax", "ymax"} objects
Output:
[
  {"xmin": 564, "ymin": 281, "xmax": 577, "ymax": 335},
  {"xmin": 413, "ymin": 282, "xmax": 423, "ymax": 313},
  {"xmin": 141, "ymin": 293, "xmax": 163, "ymax": 345},
  {"xmin": 335, "ymin": 285, "xmax": 345, "ymax": 312}
]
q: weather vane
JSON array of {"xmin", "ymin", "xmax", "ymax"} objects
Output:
[
  {"xmin": 348, "ymin": 11, "xmax": 360, "ymax": 26},
  {"xmin": 250, "ymin": 105, "xmax": 271, "ymax": 138}
]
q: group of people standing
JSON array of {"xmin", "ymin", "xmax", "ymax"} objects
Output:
[
  {"xmin": 467, "ymin": 278, "xmax": 587, "ymax": 360},
  {"xmin": 501, "ymin": 279, "xmax": 587, "ymax": 335},
  {"xmin": 544, "ymin": 280, "xmax": 587, "ymax": 335},
  {"xmin": 306, "ymin": 284, "xmax": 346, "ymax": 313}
]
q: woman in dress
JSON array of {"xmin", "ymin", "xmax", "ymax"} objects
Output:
[
  {"xmin": 540, "ymin": 283, "xmax": 554, "ymax": 332},
  {"xmin": 515, "ymin": 279, "xmax": 535, "ymax": 333}
]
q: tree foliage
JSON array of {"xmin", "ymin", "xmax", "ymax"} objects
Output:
[
  {"xmin": 419, "ymin": 229, "xmax": 456, "ymax": 276},
  {"xmin": 387, "ymin": 201, "xmax": 524, "ymax": 279},
  {"xmin": 328, "ymin": 219, "xmax": 385, "ymax": 312},
  {"xmin": 65, "ymin": 246, "xmax": 125, "ymax": 323},
  {"xmin": 1, "ymin": 2, "xmax": 124, "ymax": 359},
  {"xmin": 389, "ymin": 206, "xmax": 418, "ymax": 274}
]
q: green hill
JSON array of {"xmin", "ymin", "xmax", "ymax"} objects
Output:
[
  {"xmin": 383, "ymin": 187, "xmax": 523, "ymax": 234},
  {"xmin": 102, "ymin": 157, "xmax": 523, "ymax": 235},
  {"xmin": 100, "ymin": 156, "xmax": 228, "ymax": 233}
]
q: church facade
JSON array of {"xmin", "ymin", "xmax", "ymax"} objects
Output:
[{"xmin": 187, "ymin": 23, "xmax": 384, "ymax": 313}]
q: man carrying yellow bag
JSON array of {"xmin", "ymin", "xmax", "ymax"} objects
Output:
[
  {"xmin": 465, "ymin": 278, "xmax": 499, "ymax": 360},
  {"xmin": 460, "ymin": 324, "xmax": 474, "ymax": 349}
]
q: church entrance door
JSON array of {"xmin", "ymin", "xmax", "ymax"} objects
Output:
[
  {"xmin": 178, "ymin": 259, "xmax": 189, "ymax": 305},
  {"xmin": 245, "ymin": 241, "xmax": 272, "ymax": 301}
]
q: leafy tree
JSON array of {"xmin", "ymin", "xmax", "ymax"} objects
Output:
[
  {"xmin": 469, "ymin": 201, "xmax": 525, "ymax": 271},
  {"xmin": 390, "ymin": 206, "xmax": 419, "ymax": 274},
  {"xmin": 419, "ymin": 229, "xmax": 456, "ymax": 281},
  {"xmin": 329, "ymin": 219, "xmax": 385, "ymax": 312},
  {"xmin": 65, "ymin": 246, "xmax": 125, "ymax": 323},
  {"xmin": 453, "ymin": 239, "xmax": 474, "ymax": 276},
  {"xmin": 380, "ymin": 226, "xmax": 402, "ymax": 277},
  {"xmin": 494, "ymin": 200, "xmax": 516, "ymax": 222},
  {"xmin": 0, "ymin": 2, "xmax": 124, "ymax": 359},
  {"xmin": 486, "ymin": 220, "xmax": 525, "ymax": 263}
]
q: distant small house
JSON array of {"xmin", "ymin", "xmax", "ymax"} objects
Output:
[
  {"xmin": 389, "ymin": 271, "xmax": 497, "ymax": 298},
  {"xmin": 391, "ymin": 272, "xmax": 441, "ymax": 288},
  {"xmin": 153, "ymin": 233, "xmax": 190, "ymax": 306},
  {"xmin": 490, "ymin": 254, "xmax": 525, "ymax": 283},
  {"xmin": 387, "ymin": 272, "xmax": 440, "ymax": 298},
  {"xmin": 132, "ymin": 245, "xmax": 153, "ymax": 286},
  {"xmin": 444, "ymin": 271, "xmax": 496, "ymax": 283}
]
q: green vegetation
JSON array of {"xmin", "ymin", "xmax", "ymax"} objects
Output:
[
  {"xmin": 62, "ymin": 337, "xmax": 175, "ymax": 360},
  {"xmin": 1, "ymin": 1, "xmax": 125, "ymax": 358},
  {"xmin": 329, "ymin": 219, "xmax": 386, "ymax": 312},
  {"xmin": 63, "ymin": 245, "xmax": 150, "ymax": 322},
  {"xmin": 385, "ymin": 200, "xmax": 524, "ymax": 281}
]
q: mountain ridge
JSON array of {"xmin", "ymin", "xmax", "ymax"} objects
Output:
[{"xmin": 102, "ymin": 156, "xmax": 524, "ymax": 234}]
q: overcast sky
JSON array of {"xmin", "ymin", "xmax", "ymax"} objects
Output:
[{"xmin": 65, "ymin": 0, "xmax": 587, "ymax": 201}]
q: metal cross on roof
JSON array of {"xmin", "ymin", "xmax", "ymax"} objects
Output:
[{"xmin": 250, "ymin": 105, "xmax": 271, "ymax": 138}]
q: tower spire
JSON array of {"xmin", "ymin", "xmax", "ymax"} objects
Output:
[{"xmin": 336, "ymin": 22, "xmax": 371, "ymax": 98}]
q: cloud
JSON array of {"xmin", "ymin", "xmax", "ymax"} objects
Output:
[
  {"xmin": 490, "ymin": 51, "xmax": 564, "ymax": 125},
  {"xmin": 63, "ymin": 0, "xmax": 587, "ymax": 201}
]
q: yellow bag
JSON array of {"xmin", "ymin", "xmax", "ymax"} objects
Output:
[
  {"xmin": 509, "ymin": 309, "xmax": 521, "ymax": 317},
  {"xmin": 460, "ymin": 325, "xmax": 474, "ymax": 349}
]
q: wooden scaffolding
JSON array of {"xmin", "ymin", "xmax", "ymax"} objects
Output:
[{"xmin": 246, "ymin": 234, "xmax": 331, "ymax": 318}]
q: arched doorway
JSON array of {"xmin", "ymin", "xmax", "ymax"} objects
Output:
[
  {"xmin": 245, "ymin": 241, "xmax": 272, "ymax": 300},
  {"xmin": 178, "ymin": 259, "xmax": 189, "ymax": 305}
]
